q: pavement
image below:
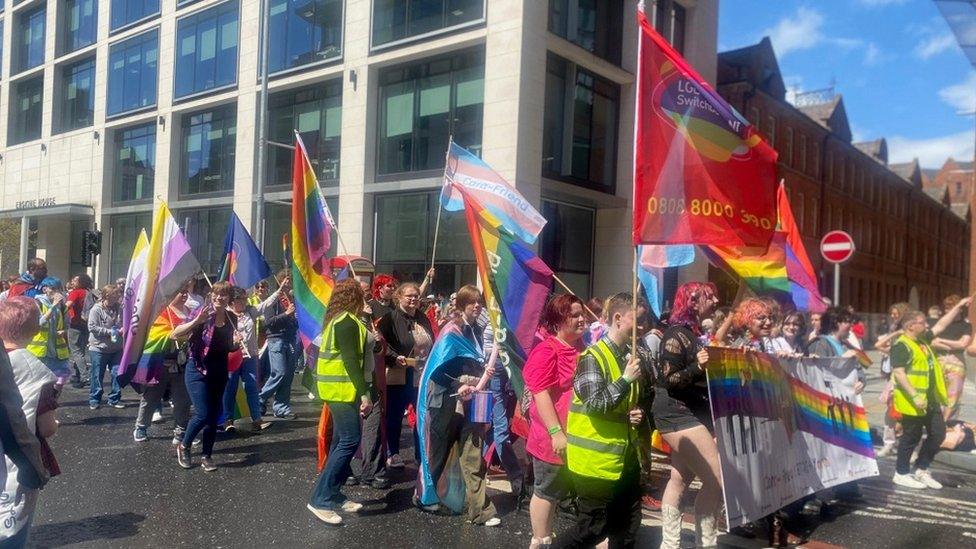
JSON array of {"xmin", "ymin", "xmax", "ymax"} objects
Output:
[{"xmin": 24, "ymin": 369, "xmax": 976, "ymax": 548}]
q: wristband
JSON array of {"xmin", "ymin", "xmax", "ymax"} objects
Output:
[{"xmin": 547, "ymin": 425, "xmax": 562, "ymax": 436}]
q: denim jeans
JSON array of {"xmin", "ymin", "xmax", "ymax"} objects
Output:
[
  {"xmin": 183, "ymin": 360, "xmax": 229, "ymax": 457},
  {"xmin": 88, "ymin": 350, "xmax": 122, "ymax": 406},
  {"xmin": 221, "ymin": 357, "xmax": 261, "ymax": 423},
  {"xmin": 310, "ymin": 401, "xmax": 361, "ymax": 509},
  {"xmin": 259, "ymin": 338, "xmax": 297, "ymax": 416},
  {"xmin": 488, "ymin": 372, "xmax": 524, "ymax": 487}
]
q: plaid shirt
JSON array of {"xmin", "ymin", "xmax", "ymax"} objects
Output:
[{"xmin": 573, "ymin": 336, "xmax": 639, "ymax": 415}]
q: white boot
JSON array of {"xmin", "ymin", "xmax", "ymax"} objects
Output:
[
  {"xmin": 694, "ymin": 512, "xmax": 718, "ymax": 548},
  {"xmin": 660, "ymin": 504, "xmax": 683, "ymax": 549}
]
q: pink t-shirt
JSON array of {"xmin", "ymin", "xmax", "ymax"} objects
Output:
[{"xmin": 523, "ymin": 334, "xmax": 581, "ymax": 465}]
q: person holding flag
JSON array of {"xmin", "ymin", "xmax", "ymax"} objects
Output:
[
  {"xmin": 222, "ymin": 287, "xmax": 272, "ymax": 433},
  {"xmin": 258, "ymin": 270, "xmax": 300, "ymax": 420}
]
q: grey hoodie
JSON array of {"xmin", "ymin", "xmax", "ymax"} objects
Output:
[{"xmin": 87, "ymin": 302, "xmax": 122, "ymax": 353}]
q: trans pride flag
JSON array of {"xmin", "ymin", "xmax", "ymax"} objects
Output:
[
  {"xmin": 456, "ymin": 184, "xmax": 553, "ymax": 396},
  {"xmin": 415, "ymin": 323, "xmax": 483, "ymax": 511},
  {"xmin": 219, "ymin": 211, "xmax": 272, "ymax": 289},
  {"xmin": 702, "ymin": 183, "xmax": 826, "ymax": 312},
  {"xmin": 119, "ymin": 202, "xmax": 202, "ymax": 385},
  {"xmin": 291, "ymin": 133, "xmax": 335, "ymax": 352},
  {"xmin": 441, "ymin": 142, "xmax": 547, "ymax": 244},
  {"xmin": 637, "ymin": 244, "xmax": 695, "ymax": 317}
]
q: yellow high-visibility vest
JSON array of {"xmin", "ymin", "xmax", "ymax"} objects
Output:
[
  {"xmin": 892, "ymin": 335, "xmax": 947, "ymax": 417},
  {"xmin": 314, "ymin": 312, "xmax": 366, "ymax": 403},
  {"xmin": 27, "ymin": 300, "xmax": 69, "ymax": 360}
]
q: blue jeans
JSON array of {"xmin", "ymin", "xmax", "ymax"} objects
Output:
[
  {"xmin": 221, "ymin": 357, "xmax": 261, "ymax": 423},
  {"xmin": 89, "ymin": 351, "xmax": 122, "ymax": 406},
  {"xmin": 310, "ymin": 401, "xmax": 361, "ymax": 509},
  {"xmin": 183, "ymin": 360, "xmax": 229, "ymax": 457},
  {"xmin": 259, "ymin": 338, "xmax": 297, "ymax": 416},
  {"xmin": 489, "ymin": 373, "xmax": 523, "ymax": 485}
]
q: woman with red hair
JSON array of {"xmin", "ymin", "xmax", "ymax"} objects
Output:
[
  {"xmin": 522, "ymin": 294, "xmax": 586, "ymax": 548},
  {"xmin": 730, "ymin": 298, "xmax": 775, "ymax": 352},
  {"xmin": 368, "ymin": 274, "xmax": 399, "ymax": 322},
  {"xmin": 654, "ymin": 282, "xmax": 720, "ymax": 549}
]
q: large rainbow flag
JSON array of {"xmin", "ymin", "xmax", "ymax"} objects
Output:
[
  {"xmin": 291, "ymin": 133, "xmax": 335, "ymax": 353},
  {"xmin": 703, "ymin": 183, "xmax": 826, "ymax": 312},
  {"xmin": 119, "ymin": 202, "xmax": 202, "ymax": 385},
  {"xmin": 455, "ymin": 184, "xmax": 553, "ymax": 397},
  {"xmin": 131, "ymin": 305, "xmax": 192, "ymax": 385}
]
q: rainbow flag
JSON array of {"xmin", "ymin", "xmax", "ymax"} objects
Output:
[
  {"xmin": 703, "ymin": 183, "xmax": 826, "ymax": 312},
  {"xmin": 119, "ymin": 202, "xmax": 202, "ymax": 385},
  {"xmin": 131, "ymin": 305, "xmax": 190, "ymax": 385},
  {"xmin": 456, "ymin": 184, "xmax": 553, "ymax": 396},
  {"xmin": 291, "ymin": 133, "xmax": 335, "ymax": 353},
  {"xmin": 219, "ymin": 211, "xmax": 271, "ymax": 289}
]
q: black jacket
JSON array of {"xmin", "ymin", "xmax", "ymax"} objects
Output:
[
  {"xmin": 378, "ymin": 306, "xmax": 434, "ymax": 375},
  {"xmin": 265, "ymin": 295, "xmax": 298, "ymax": 341}
]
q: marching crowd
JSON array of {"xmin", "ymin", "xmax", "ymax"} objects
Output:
[{"xmin": 1, "ymin": 256, "xmax": 973, "ymax": 548}]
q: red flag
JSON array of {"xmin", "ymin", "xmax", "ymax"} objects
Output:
[{"xmin": 633, "ymin": 7, "xmax": 777, "ymax": 247}]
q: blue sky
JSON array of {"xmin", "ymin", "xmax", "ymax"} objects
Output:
[{"xmin": 718, "ymin": 0, "xmax": 975, "ymax": 168}]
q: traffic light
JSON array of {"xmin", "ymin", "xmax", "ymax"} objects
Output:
[{"xmin": 82, "ymin": 230, "xmax": 102, "ymax": 267}]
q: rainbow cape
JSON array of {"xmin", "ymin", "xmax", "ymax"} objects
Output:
[
  {"xmin": 707, "ymin": 348, "xmax": 873, "ymax": 457},
  {"xmin": 415, "ymin": 323, "xmax": 482, "ymax": 511},
  {"xmin": 131, "ymin": 305, "xmax": 191, "ymax": 385},
  {"xmin": 703, "ymin": 183, "xmax": 826, "ymax": 312},
  {"xmin": 456, "ymin": 184, "xmax": 553, "ymax": 396},
  {"xmin": 291, "ymin": 133, "xmax": 335, "ymax": 354}
]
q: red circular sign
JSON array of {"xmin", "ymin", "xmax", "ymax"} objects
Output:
[{"xmin": 820, "ymin": 230, "xmax": 855, "ymax": 264}]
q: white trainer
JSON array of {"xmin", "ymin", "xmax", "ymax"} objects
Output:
[
  {"xmin": 340, "ymin": 500, "xmax": 363, "ymax": 513},
  {"xmin": 483, "ymin": 517, "xmax": 501, "ymax": 527},
  {"xmin": 914, "ymin": 469, "xmax": 943, "ymax": 489},
  {"xmin": 892, "ymin": 472, "xmax": 927, "ymax": 489},
  {"xmin": 876, "ymin": 442, "xmax": 895, "ymax": 457},
  {"xmin": 387, "ymin": 454, "xmax": 405, "ymax": 469},
  {"xmin": 307, "ymin": 504, "xmax": 343, "ymax": 525}
]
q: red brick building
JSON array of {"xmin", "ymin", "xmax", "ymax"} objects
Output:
[
  {"xmin": 927, "ymin": 158, "xmax": 974, "ymax": 205},
  {"xmin": 716, "ymin": 38, "xmax": 969, "ymax": 314}
]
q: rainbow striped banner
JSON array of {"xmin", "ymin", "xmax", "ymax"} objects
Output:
[
  {"xmin": 706, "ymin": 347, "xmax": 878, "ymax": 526},
  {"xmin": 291, "ymin": 133, "xmax": 335, "ymax": 353}
]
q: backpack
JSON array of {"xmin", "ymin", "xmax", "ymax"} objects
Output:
[{"xmin": 80, "ymin": 290, "xmax": 97, "ymax": 323}]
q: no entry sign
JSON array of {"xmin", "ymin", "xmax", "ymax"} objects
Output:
[{"xmin": 820, "ymin": 230, "xmax": 855, "ymax": 264}]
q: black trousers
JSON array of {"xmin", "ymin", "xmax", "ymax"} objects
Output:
[
  {"xmin": 896, "ymin": 408, "xmax": 946, "ymax": 475},
  {"xmin": 554, "ymin": 452, "xmax": 642, "ymax": 549},
  {"xmin": 353, "ymin": 400, "xmax": 387, "ymax": 482}
]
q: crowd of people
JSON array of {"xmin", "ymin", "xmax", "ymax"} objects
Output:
[{"xmin": 1, "ymin": 255, "xmax": 974, "ymax": 548}]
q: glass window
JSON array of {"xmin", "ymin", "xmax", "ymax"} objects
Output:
[
  {"xmin": 672, "ymin": 2, "xmax": 686, "ymax": 54},
  {"xmin": 62, "ymin": 0, "xmax": 97, "ymax": 54},
  {"xmin": 542, "ymin": 54, "xmax": 619, "ymax": 194},
  {"xmin": 180, "ymin": 105, "xmax": 237, "ymax": 196},
  {"xmin": 373, "ymin": 192, "xmax": 475, "ymax": 293},
  {"xmin": 377, "ymin": 49, "xmax": 484, "ymax": 176},
  {"xmin": 110, "ymin": 0, "xmax": 159, "ymax": 31},
  {"xmin": 109, "ymin": 212, "xmax": 152, "ymax": 280},
  {"xmin": 9, "ymin": 76, "xmax": 43, "ymax": 145},
  {"xmin": 58, "ymin": 57, "xmax": 96, "ymax": 132},
  {"xmin": 540, "ymin": 200, "xmax": 593, "ymax": 297},
  {"xmin": 262, "ymin": 198, "xmax": 337, "ymax": 269},
  {"xmin": 268, "ymin": 0, "xmax": 342, "ymax": 74},
  {"xmin": 267, "ymin": 81, "xmax": 342, "ymax": 188},
  {"xmin": 372, "ymin": 0, "xmax": 484, "ymax": 49},
  {"xmin": 175, "ymin": 1, "xmax": 239, "ymax": 99},
  {"xmin": 107, "ymin": 30, "xmax": 159, "ymax": 116},
  {"xmin": 180, "ymin": 207, "xmax": 231, "ymax": 276},
  {"xmin": 113, "ymin": 123, "xmax": 156, "ymax": 203},
  {"xmin": 547, "ymin": 0, "xmax": 622, "ymax": 64},
  {"xmin": 17, "ymin": 6, "xmax": 46, "ymax": 73}
]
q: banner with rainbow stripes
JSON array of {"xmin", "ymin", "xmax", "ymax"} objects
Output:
[{"xmin": 706, "ymin": 347, "xmax": 878, "ymax": 527}]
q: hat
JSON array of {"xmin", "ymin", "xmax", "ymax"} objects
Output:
[{"xmin": 40, "ymin": 277, "xmax": 62, "ymax": 289}]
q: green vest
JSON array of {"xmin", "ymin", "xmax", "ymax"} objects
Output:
[
  {"xmin": 892, "ymin": 335, "xmax": 948, "ymax": 417},
  {"xmin": 27, "ymin": 301, "xmax": 68, "ymax": 360},
  {"xmin": 315, "ymin": 312, "xmax": 366, "ymax": 403},
  {"xmin": 566, "ymin": 339, "xmax": 640, "ymax": 480}
]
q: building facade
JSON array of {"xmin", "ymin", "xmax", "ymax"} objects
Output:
[
  {"xmin": 717, "ymin": 38, "xmax": 970, "ymax": 313},
  {"xmin": 0, "ymin": 0, "xmax": 719, "ymax": 300}
]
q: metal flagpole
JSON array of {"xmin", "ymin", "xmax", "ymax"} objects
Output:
[
  {"xmin": 429, "ymin": 136, "xmax": 453, "ymax": 273},
  {"xmin": 254, "ymin": 0, "xmax": 272, "ymax": 253}
]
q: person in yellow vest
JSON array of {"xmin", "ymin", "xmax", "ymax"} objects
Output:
[
  {"xmin": 555, "ymin": 293, "xmax": 650, "ymax": 549},
  {"xmin": 890, "ymin": 310, "xmax": 948, "ymax": 490},
  {"xmin": 307, "ymin": 279, "xmax": 373, "ymax": 526},
  {"xmin": 28, "ymin": 278, "xmax": 71, "ymax": 388}
]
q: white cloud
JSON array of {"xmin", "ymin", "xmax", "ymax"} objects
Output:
[
  {"xmin": 863, "ymin": 43, "xmax": 882, "ymax": 65},
  {"xmin": 764, "ymin": 7, "xmax": 824, "ymax": 57},
  {"xmin": 914, "ymin": 32, "xmax": 958, "ymax": 59},
  {"xmin": 888, "ymin": 130, "xmax": 976, "ymax": 169},
  {"xmin": 938, "ymin": 72, "xmax": 976, "ymax": 113},
  {"xmin": 783, "ymin": 75, "xmax": 804, "ymax": 105}
]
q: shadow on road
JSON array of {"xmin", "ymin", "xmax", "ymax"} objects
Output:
[{"xmin": 29, "ymin": 512, "xmax": 145, "ymax": 548}]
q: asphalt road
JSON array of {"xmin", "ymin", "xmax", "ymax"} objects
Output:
[{"xmin": 25, "ymin": 381, "xmax": 976, "ymax": 548}]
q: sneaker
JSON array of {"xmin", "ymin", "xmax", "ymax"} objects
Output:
[
  {"xmin": 251, "ymin": 421, "xmax": 272, "ymax": 432},
  {"xmin": 387, "ymin": 454, "xmax": 405, "ymax": 469},
  {"xmin": 914, "ymin": 469, "xmax": 943, "ymax": 489},
  {"xmin": 370, "ymin": 478, "xmax": 391, "ymax": 489},
  {"xmin": 345, "ymin": 477, "xmax": 360, "ymax": 487},
  {"xmin": 133, "ymin": 427, "xmax": 148, "ymax": 442},
  {"xmin": 172, "ymin": 435, "xmax": 183, "ymax": 446},
  {"xmin": 89, "ymin": 404, "xmax": 99, "ymax": 410},
  {"xmin": 801, "ymin": 498, "xmax": 823, "ymax": 515},
  {"xmin": 274, "ymin": 412, "xmax": 298, "ymax": 421},
  {"xmin": 892, "ymin": 472, "xmax": 926, "ymax": 489},
  {"xmin": 177, "ymin": 445, "xmax": 192, "ymax": 469},
  {"xmin": 308, "ymin": 392, "xmax": 316, "ymax": 400},
  {"xmin": 109, "ymin": 402, "xmax": 125, "ymax": 409},
  {"xmin": 307, "ymin": 504, "xmax": 343, "ymax": 525},
  {"xmin": 412, "ymin": 495, "xmax": 440, "ymax": 513},
  {"xmin": 641, "ymin": 495, "xmax": 662, "ymax": 512},
  {"xmin": 483, "ymin": 517, "xmax": 501, "ymax": 527},
  {"xmin": 201, "ymin": 457, "xmax": 218, "ymax": 472},
  {"xmin": 876, "ymin": 442, "xmax": 896, "ymax": 457},
  {"xmin": 225, "ymin": 423, "xmax": 237, "ymax": 434},
  {"xmin": 151, "ymin": 411, "xmax": 164, "ymax": 423},
  {"xmin": 340, "ymin": 500, "xmax": 363, "ymax": 513}
]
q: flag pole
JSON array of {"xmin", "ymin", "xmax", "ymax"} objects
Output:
[
  {"xmin": 632, "ymin": 246, "xmax": 638, "ymax": 352},
  {"xmin": 552, "ymin": 274, "xmax": 599, "ymax": 322},
  {"xmin": 430, "ymin": 136, "xmax": 453, "ymax": 274}
]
